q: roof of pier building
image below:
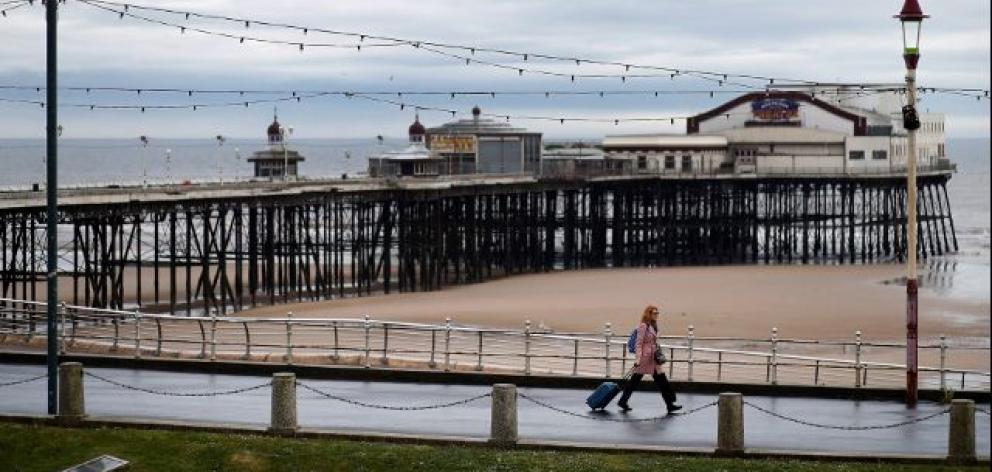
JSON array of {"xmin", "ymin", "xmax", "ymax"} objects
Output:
[
  {"xmin": 426, "ymin": 106, "xmax": 540, "ymax": 136},
  {"xmin": 687, "ymin": 91, "xmax": 869, "ymax": 137}
]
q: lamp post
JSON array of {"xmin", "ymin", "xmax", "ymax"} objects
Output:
[
  {"xmin": 139, "ymin": 135, "xmax": 148, "ymax": 187},
  {"xmin": 280, "ymin": 125, "xmax": 293, "ymax": 181},
  {"xmin": 216, "ymin": 135, "xmax": 226, "ymax": 185},
  {"xmin": 44, "ymin": 0, "xmax": 59, "ymax": 416},
  {"xmin": 896, "ymin": 0, "xmax": 927, "ymax": 408}
]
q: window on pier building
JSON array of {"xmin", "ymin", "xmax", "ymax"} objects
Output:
[
  {"xmin": 872, "ymin": 150, "xmax": 888, "ymax": 160},
  {"xmin": 664, "ymin": 155, "xmax": 676, "ymax": 170},
  {"xmin": 681, "ymin": 155, "xmax": 692, "ymax": 172},
  {"xmin": 637, "ymin": 155, "xmax": 647, "ymax": 170},
  {"xmin": 848, "ymin": 150, "xmax": 865, "ymax": 160}
]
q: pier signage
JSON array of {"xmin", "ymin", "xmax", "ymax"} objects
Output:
[
  {"xmin": 430, "ymin": 135, "xmax": 476, "ymax": 153},
  {"xmin": 751, "ymin": 98, "xmax": 800, "ymax": 121}
]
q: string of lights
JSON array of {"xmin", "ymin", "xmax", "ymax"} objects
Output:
[
  {"xmin": 6, "ymin": 0, "xmax": 990, "ymax": 98},
  {"xmin": 0, "ymin": 92, "xmax": 330, "ymax": 110},
  {"xmin": 76, "ymin": 0, "xmax": 404, "ymax": 50},
  {"xmin": 345, "ymin": 92, "xmax": 732, "ymax": 125},
  {"xmin": 0, "ymin": 0, "xmax": 29, "ymax": 16},
  {"xmin": 0, "ymin": 89, "xmax": 734, "ymax": 125},
  {"xmin": 1, "ymin": 84, "xmax": 985, "ymax": 100},
  {"xmin": 69, "ymin": 0, "xmax": 878, "ymax": 88}
]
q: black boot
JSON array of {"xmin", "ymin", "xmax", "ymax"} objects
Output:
[
  {"xmin": 667, "ymin": 403, "xmax": 682, "ymax": 413},
  {"xmin": 617, "ymin": 401, "xmax": 632, "ymax": 412}
]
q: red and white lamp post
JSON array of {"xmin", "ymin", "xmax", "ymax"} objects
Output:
[{"xmin": 896, "ymin": 0, "xmax": 927, "ymax": 408}]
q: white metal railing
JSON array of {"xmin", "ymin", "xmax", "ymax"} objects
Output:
[{"xmin": 0, "ymin": 298, "xmax": 988, "ymax": 391}]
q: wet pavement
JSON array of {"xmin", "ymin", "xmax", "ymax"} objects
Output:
[{"xmin": 0, "ymin": 363, "xmax": 988, "ymax": 456}]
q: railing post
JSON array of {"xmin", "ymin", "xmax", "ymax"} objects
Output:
[
  {"xmin": 603, "ymin": 322, "xmax": 612, "ymax": 378},
  {"xmin": 269, "ymin": 372, "xmax": 297, "ymax": 435},
  {"xmin": 134, "ymin": 311, "xmax": 142, "ymax": 359},
  {"xmin": 111, "ymin": 317, "xmax": 120, "ymax": 352},
  {"xmin": 443, "ymin": 317, "xmax": 452, "ymax": 372},
  {"xmin": 363, "ymin": 314, "xmax": 372, "ymax": 368},
  {"xmin": 428, "ymin": 325, "xmax": 437, "ymax": 368},
  {"xmin": 58, "ymin": 302, "xmax": 67, "ymax": 355},
  {"xmin": 381, "ymin": 323, "xmax": 390, "ymax": 365},
  {"xmin": 154, "ymin": 318, "xmax": 163, "ymax": 357},
  {"xmin": 947, "ymin": 399, "xmax": 976, "ymax": 464},
  {"xmin": 770, "ymin": 327, "xmax": 778, "ymax": 385},
  {"xmin": 716, "ymin": 392, "xmax": 744, "ymax": 456},
  {"xmin": 939, "ymin": 334, "xmax": 947, "ymax": 392},
  {"xmin": 331, "ymin": 321, "xmax": 339, "ymax": 361},
  {"xmin": 523, "ymin": 320, "xmax": 531, "ymax": 376},
  {"xmin": 814, "ymin": 359, "xmax": 821, "ymax": 385},
  {"xmin": 57, "ymin": 362, "xmax": 85, "ymax": 423},
  {"xmin": 572, "ymin": 339, "xmax": 579, "ymax": 376},
  {"xmin": 854, "ymin": 330, "xmax": 863, "ymax": 388},
  {"xmin": 475, "ymin": 330, "xmax": 483, "ymax": 371},
  {"xmin": 70, "ymin": 307, "xmax": 77, "ymax": 345},
  {"xmin": 286, "ymin": 312, "xmax": 294, "ymax": 365},
  {"xmin": 687, "ymin": 325, "xmax": 695, "ymax": 382},
  {"xmin": 717, "ymin": 351, "xmax": 723, "ymax": 382},
  {"xmin": 209, "ymin": 313, "xmax": 218, "ymax": 361},
  {"xmin": 197, "ymin": 320, "xmax": 206, "ymax": 358},
  {"xmin": 489, "ymin": 384, "xmax": 518, "ymax": 446},
  {"xmin": 242, "ymin": 321, "xmax": 251, "ymax": 360}
]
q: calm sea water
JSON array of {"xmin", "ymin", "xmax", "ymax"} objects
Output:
[{"xmin": 0, "ymin": 136, "xmax": 989, "ymax": 308}]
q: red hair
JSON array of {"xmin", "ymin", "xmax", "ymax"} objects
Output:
[{"xmin": 640, "ymin": 305, "xmax": 659, "ymax": 330}]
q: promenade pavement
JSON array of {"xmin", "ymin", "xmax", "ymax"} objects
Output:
[{"xmin": 0, "ymin": 363, "xmax": 988, "ymax": 456}]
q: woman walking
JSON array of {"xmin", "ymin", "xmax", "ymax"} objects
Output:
[{"xmin": 617, "ymin": 305, "xmax": 681, "ymax": 413}]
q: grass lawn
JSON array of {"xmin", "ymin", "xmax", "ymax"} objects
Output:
[{"xmin": 0, "ymin": 422, "xmax": 984, "ymax": 472}]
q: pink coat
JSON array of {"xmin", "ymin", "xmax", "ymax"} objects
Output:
[{"xmin": 633, "ymin": 322, "xmax": 660, "ymax": 375}]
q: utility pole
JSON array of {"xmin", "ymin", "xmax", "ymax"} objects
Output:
[{"xmin": 45, "ymin": 0, "xmax": 59, "ymax": 416}]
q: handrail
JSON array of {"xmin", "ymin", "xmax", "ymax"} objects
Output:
[{"xmin": 2, "ymin": 298, "xmax": 988, "ymax": 389}]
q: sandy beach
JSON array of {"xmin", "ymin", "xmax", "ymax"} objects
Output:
[{"xmin": 239, "ymin": 263, "xmax": 990, "ymax": 344}]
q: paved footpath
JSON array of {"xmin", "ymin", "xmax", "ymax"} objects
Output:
[{"xmin": 0, "ymin": 364, "xmax": 988, "ymax": 457}]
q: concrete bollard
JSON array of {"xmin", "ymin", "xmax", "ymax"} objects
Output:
[
  {"xmin": 489, "ymin": 384, "xmax": 518, "ymax": 446},
  {"xmin": 947, "ymin": 399, "xmax": 976, "ymax": 464},
  {"xmin": 58, "ymin": 362, "xmax": 85, "ymax": 423},
  {"xmin": 269, "ymin": 372, "xmax": 297, "ymax": 434},
  {"xmin": 716, "ymin": 392, "xmax": 744, "ymax": 456}
]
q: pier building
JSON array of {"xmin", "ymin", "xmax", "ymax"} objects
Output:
[
  {"xmin": 367, "ymin": 116, "xmax": 439, "ymax": 177},
  {"xmin": 247, "ymin": 113, "xmax": 305, "ymax": 179},
  {"xmin": 427, "ymin": 106, "xmax": 543, "ymax": 175},
  {"xmin": 604, "ymin": 88, "xmax": 949, "ymax": 176}
]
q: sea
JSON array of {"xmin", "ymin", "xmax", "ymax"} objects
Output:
[{"xmin": 0, "ymin": 136, "xmax": 989, "ymax": 312}]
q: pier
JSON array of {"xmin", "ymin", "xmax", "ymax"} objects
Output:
[{"xmin": 0, "ymin": 170, "xmax": 957, "ymax": 315}]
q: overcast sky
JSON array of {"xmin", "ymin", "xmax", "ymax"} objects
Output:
[{"xmin": 0, "ymin": 0, "xmax": 988, "ymax": 139}]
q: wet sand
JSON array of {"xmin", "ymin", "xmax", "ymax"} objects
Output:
[{"xmin": 240, "ymin": 264, "xmax": 990, "ymax": 344}]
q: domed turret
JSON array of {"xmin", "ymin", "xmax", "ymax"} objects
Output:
[
  {"xmin": 267, "ymin": 111, "xmax": 283, "ymax": 145},
  {"xmin": 408, "ymin": 114, "xmax": 426, "ymax": 143}
]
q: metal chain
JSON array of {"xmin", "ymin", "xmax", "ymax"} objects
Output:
[
  {"xmin": 0, "ymin": 373, "xmax": 46, "ymax": 388},
  {"xmin": 297, "ymin": 382, "xmax": 491, "ymax": 411},
  {"xmin": 743, "ymin": 401, "xmax": 949, "ymax": 431},
  {"xmin": 84, "ymin": 371, "xmax": 270, "ymax": 397},
  {"xmin": 517, "ymin": 392, "xmax": 717, "ymax": 423}
]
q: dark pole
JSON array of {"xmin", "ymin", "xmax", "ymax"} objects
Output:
[{"xmin": 45, "ymin": 0, "xmax": 59, "ymax": 415}]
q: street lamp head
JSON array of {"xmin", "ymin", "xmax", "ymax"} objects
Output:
[{"xmin": 895, "ymin": 0, "xmax": 928, "ymax": 70}]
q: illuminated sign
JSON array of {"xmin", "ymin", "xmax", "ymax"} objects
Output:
[
  {"xmin": 430, "ymin": 135, "xmax": 476, "ymax": 153},
  {"xmin": 751, "ymin": 99, "xmax": 800, "ymax": 121}
]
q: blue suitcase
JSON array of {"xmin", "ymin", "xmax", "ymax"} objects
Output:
[{"xmin": 585, "ymin": 381, "xmax": 621, "ymax": 410}]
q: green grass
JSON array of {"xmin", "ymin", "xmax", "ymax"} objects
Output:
[{"xmin": 0, "ymin": 422, "xmax": 984, "ymax": 472}]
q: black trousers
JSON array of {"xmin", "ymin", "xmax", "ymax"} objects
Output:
[{"xmin": 618, "ymin": 372, "xmax": 677, "ymax": 407}]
